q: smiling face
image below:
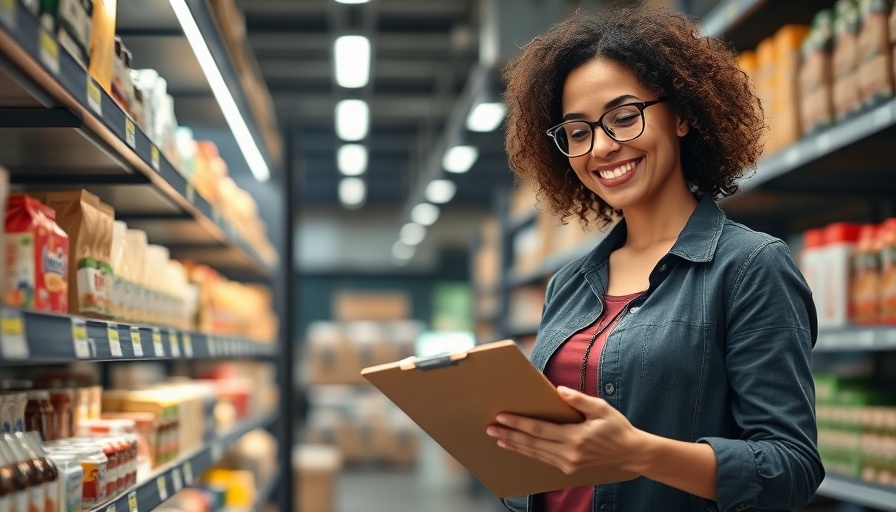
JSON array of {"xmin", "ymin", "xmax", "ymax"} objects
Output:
[{"xmin": 561, "ymin": 57, "xmax": 690, "ymax": 213}]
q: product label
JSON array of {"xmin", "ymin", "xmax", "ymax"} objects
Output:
[
  {"xmin": 76, "ymin": 258, "xmax": 105, "ymax": 315},
  {"xmin": 81, "ymin": 460, "xmax": 106, "ymax": 506},
  {"xmin": 38, "ymin": 29, "xmax": 60, "ymax": 75},
  {"xmin": 28, "ymin": 481, "xmax": 44, "ymax": 512},
  {"xmin": 125, "ymin": 119, "xmax": 136, "ymax": 148},
  {"xmin": 56, "ymin": 0, "xmax": 91, "ymax": 65},
  {"xmin": 45, "ymin": 480, "xmax": 58, "ymax": 512},
  {"xmin": 71, "ymin": 317, "xmax": 90, "ymax": 358},
  {"xmin": 5, "ymin": 233, "xmax": 36, "ymax": 308},
  {"xmin": 87, "ymin": 76, "xmax": 102, "ymax": 115}
]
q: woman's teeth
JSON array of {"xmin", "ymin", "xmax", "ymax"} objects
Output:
[{"xmin": 598, "ymin": 160, "xmax": 637, "ymax": 180}]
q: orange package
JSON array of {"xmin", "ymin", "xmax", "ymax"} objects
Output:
[{"xmin": 4, "ymin": 195, "xmax": 69, "ymax": 312}]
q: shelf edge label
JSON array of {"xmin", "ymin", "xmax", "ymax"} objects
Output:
[
  {"xmin": 157, "ymin": 476, "xmax": 168, "ymax": 501},
  {"xmin": 152, "ymin": 328, "xmax": 165, "ymax": 357},
  {"xmin": 107, "ymin": 323, "xmax": 122, "ymax": 357},
  {"xmin": 0, "ymin": 309, "xmax": 28, "ymax": 360},
  {"xmin": 71, "ymin": 318, "xmax": 91, "ymax": 358},
  {"xmin": 127, "ymin": 491, "xmax": 138, "ymax": 512},
  {"xmin": 86, "ymin": 77, "xmax": 102, "ymax": 116},
  {"xmin": 151, "ymin": 145, "xmax": 160, "ymax": 172},
  {"xmin": 183, "ymin": 332, "xmax": 194, "ymax": 357},
  {"xmin": 183, "ymin": 462, "xmax": 194, "ymax": 485},
  {"xmin": 38, "ymin": 29, "xmax": 60, "ymax": 75},
  {"xmin": 0, "ymin": 0, "xmax": 15, "ymax": 29},
  {"xmin": 105, "ymin": 505, "xmax": 115, "ymax": 512},
  {"xmin": 168, "ymin": 329, "xmax": 181, "ymax": 358},
  {"xmin": 130, "ymin": 326, "xmax": 143, "ymax": 357},
  {"xmin": 125, "ymin": 118, "xmax": 136, "ymax": 149},
  {"xmin": 171, "ymin": 467, "xmax": 183, "ymax": 493}
]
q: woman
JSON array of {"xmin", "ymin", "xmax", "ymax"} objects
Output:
[{"xmin": 486, "ymin": 5, "xmax": 824, "ymax": 512}]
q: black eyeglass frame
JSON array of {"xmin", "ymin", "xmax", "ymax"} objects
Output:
[{"xmin": 545, "ymin": 96, "xmax": 671, "ymax": 157}]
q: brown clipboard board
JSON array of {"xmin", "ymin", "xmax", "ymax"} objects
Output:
[{"xmin": 360, "ymin": 339, "xmax": 637, "ymax": 498}]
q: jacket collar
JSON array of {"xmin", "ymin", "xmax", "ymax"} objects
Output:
[{"xmin": 582, "ymin": 195, "xmax": 725, "ymax": 273}]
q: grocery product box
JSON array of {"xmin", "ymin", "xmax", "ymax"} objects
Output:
[
  {"xmin": 332, "ymin": 290, "xmax": 410, "ymax": 321},
  {"xmin": 293, "ymin": 444, "xmax": 342, "ymax": 512}
]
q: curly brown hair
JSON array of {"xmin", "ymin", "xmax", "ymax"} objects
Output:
[{"xmin": 503, "ymin": 5, "xmax": 765, "ymax": 226}]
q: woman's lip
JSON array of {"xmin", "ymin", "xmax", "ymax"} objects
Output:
[
  {"xmin": 593, "ymin": 157, "xmax": 642, "ymax": 186},
  {"xmin": 594, "ymin": 157, "xmax": 642, "ymax": 173}
]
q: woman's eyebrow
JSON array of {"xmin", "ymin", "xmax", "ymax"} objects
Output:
[{"xmin": 561, "ymin": 94, "xmax": 643, "ymax": 121}]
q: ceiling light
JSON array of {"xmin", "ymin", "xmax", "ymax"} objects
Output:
[
  {"xmin": 391, "ymin": 241, "xmax": 414, "ymax": 262},
  {"xmin": 466, "ymin": 101, "xmax": 507, "ymax": 132},
  {"xmin": 334, "ymin": 35, "xmax": 370, "ymax": 88},
  {"xmin": 335, "ymin": 0, "xmax": 370, "ymax": 4},
  {"xmin": 335, "ymin": 99, "xmax": 369, "ymax": 141},
  {"xmin": 410, "ymin": 203, "xmax": 440, "ymax": 226},
  {"xmin": 425, "ymin": 179, "xmax": 456, "ymax": 204},
  {"xmin": 442, "ymin": 145, "xmax": 479, "ymax": 173},
  {"xmin": 401, "ymin": 222, "xmax": 426, "ymax": 246},
  {"xmin": 169, "ymin": 0, "xmax": 270, "ymax": 182},
  {"xmin": 337, "ymin": 144, "xmax": 367, "ymax": 176},
  {"xmin": 338, "ymin": 177, "xmax": 366, "ymax": 208}
]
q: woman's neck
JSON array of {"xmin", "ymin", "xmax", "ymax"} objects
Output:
[{"xmin": 621, "ymin": 185, "xmax": 698, "ymax": 251}]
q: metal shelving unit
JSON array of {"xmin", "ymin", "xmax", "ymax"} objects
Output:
[
  {"xmin": 817, "ymin": 475, "xmax": 896, "ymax": 512},
  {"xmin": 0, "ymin": 1, "xmax": 291, "ymax": 510}
]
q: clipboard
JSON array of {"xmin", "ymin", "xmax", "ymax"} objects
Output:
[{"xmin": 360, "ymin": 339, "xmax": 637, "ymax": 498}]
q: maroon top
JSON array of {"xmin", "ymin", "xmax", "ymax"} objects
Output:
[{"xmin": 540, "ymin": 291, "xmax": 643, "ymax": 512}]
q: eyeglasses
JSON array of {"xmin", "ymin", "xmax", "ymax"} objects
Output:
[{"xmin": 545, "ymin": 97, "xmax": 670, "ymax": 158}]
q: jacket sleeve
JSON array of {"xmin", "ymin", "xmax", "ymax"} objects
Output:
[{"xmin": 698, "ymin": 240, "xmax": 824, "ymax": 512}]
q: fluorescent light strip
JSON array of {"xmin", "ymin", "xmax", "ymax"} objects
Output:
[
  {"xmin": 400, "ymin": 222, "xmax": 426, "ymax": 245},
  {"xmin": 170, "ymin": 0, "xmax": 270, "ymax": 182},
  {"xmin": 335, "ymin": 99, "xmax": 369, "ymax": 141},
  {"xmin": 339, "ymin": 177, "xmax": 366, "ymax": 208},
  {"xmin": 334, "ymin": 35, "xmax": 370, "ymax": 88},
  {"xmin": 410, "ymin": 203, "xmax": 440, "ymax": 226},
  {"xmin": 466, "ymin": 101, "xmax": 507, "ymax": 132},
  {"xmin": 337, "ymin": 144, "xmax": 367, "ymax": 176},
  {"xmin": 442, "ymin": 145, "xmax": 479, "ymax": 173},
  {"xmin": 425, "ymin": 179, "xmax": 456, "ymax": 204}
]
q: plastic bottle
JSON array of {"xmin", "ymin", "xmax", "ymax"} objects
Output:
[
  {"xmin": 821, "ymin": 222, "xmax": 862, "ymax": 328},
  {"xmin": 2, "ymin": 433, "xmax": 44, "ymax": 512},
  {"xmin": 880, "ymin": 218, "xmax": 896, "ymax": 323},
  {"xmin": 800, "ymin": 228, "xmax": 827, "ymax": 318},
  {"xmin": 0, "ymin": 438, "xmax": 29, "ymax": 512},
  {"xmin": 851, "ymin": 223, "xmax": 881, "ymax": 324},
  {"xmin": 24, "ymin": 392, "xmax": 55, "ymax": 442},
  {"xmin": 19, "ymin": 433, "xmax": 58, "ymax": 512}
]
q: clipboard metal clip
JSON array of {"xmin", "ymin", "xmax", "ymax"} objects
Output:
[{"xmin": 399, "ymin": 351, "xmax": 469, "ymax": 371}]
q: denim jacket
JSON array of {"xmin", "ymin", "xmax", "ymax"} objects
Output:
[{"xmin": 501, "ymin": 197, "xmax": 823, "ymax": 512}]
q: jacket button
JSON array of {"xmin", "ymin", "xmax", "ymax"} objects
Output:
[{"xmin": 604, "ymin": 383, "xmax": 615, "ymax": 395}]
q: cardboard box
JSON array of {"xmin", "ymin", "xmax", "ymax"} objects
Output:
[
  {"xmin": 293, "ymin": 445, "xmax": 342, "ymax": 512},
  {"xmin": 333, "ymin": 291, "xmax": 409, "ymax": 321}
]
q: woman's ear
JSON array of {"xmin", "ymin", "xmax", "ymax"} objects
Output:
[{"xmin": 676, "ymin": 116, "xmax": 689, "ymax": 137}]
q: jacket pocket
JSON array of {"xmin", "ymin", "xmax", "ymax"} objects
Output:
[{"xmin": 638, "ymin": 321, "xmax": 707, "ymax": 389}]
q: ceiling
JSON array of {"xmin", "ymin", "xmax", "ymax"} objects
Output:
[{"xmin": 235, "ymin": 0, "xmax": 514, "ymax": 212}]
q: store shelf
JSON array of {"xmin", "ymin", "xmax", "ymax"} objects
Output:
[
  {"xmin": 248, "ymin": 465, "xmax": 282, "ymax": 512},
  {"xmin": 700, "ymin": 0, "xmax": 837, "ymax": 50},
  {"xmin": 95, "ymin": 409, "xmax": 279, "ymax": 512},
  {"xmin": 700, "ymin": 0, "xmax": 766, "ymax": 37},
  {"xmin": 815, "ymin": 326, "xmax": 896, "ymax": 352},
  {"xmin": 0, "ymin": 2, "xmax": 274, "ymax": 278},
  {"xmin": 0, "ymin": 307, "xmax": 277, "ymax": 364},
  {"xmin": 509, "ymin": 241, "xmax": 596, "ymax": 287},
  {"xmin": 816, "ymin": 474, "xmax": 896, "ymax": 512}
]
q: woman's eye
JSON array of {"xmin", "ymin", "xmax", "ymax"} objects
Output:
[
  {"xmin": 611, "ymin": 112, "xmax": 640, "ymax": 126},
  {"xmin": 569, "ymin": 128, "xmax": 590, "ymax": 140}
]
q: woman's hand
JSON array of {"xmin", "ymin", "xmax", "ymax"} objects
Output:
[{"xmin": 485, "ymin": 386, "xmax": 649, "ymax": 476}]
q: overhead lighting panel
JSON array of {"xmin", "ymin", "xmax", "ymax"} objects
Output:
[
  {"xmin": 425, "ymin": 179, "xmax": 456, "ymax": 204},
  {"xmin": 335, "ymin": 99, "xmax": 369, "ymax": 141},
  {"xmin": 466, "ymin": 101, "xmax": 507, "ymax": 132},
  {"xmin": 400, "ymin": 223, "xmax": 426, "ymax": 246},
  {"xmin": 169, "ymin": 0, "xmax": 270, "ymax": 182},
  {"xmin": 339, "ymin": 177, "xmax": 366, "ymax": 208},
  {"xmin": 337, "ymin": 144, "xmax": 367, "ymax": 176},
  {"xmin": 334, "ymin": 35, "xmax": 371, "ymax": 88},
  {"xmin": 410, "ymin": 203, "xmax": 440, "ymax": 226},
  {"xmin": 442, "ymin": 145, "xmax": 479, "ymax": 173}
]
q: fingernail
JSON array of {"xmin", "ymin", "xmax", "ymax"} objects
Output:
[
  {"xmin": 495, "ymin": 414, "xmax": 509, "ymax": 424},
  {"xmin": 557, "ymin": 386, "xmax": 572, "ymax": 396},
  {"xmin": 486, "ymin": 426, "xmax": 498, "ymax": 437},
  {"xmin": 497, "ymin": 440, "xmax": 508, "ymax": 449}
]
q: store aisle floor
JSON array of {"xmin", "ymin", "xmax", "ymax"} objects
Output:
[{"xmin": 336, "ymin": 434, "xmax": 505, "ymax": 512}]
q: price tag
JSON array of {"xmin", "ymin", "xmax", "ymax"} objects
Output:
[
  {"xmin": 784, "ymin": 147, "xmax": 800, "ymax": 166},
  {"xmin": 858, "ymin": 330, "xmax": 875, "ymax": 347},
  {"xmin": 130, "ymin": 326, "xmax": 143, "ymax": 357},
  {"xmin": 168, "ymin": 330, "xmax": 181, "ymax": 358},
  {"xmin": 38, "ymin": 29, "xmax": 60, "ymax": 75},
  {"xmin": 185, "ymin": 183, "xmax": 195, "ymax": 203},
  {"xmin": 86, "ymin": 77, "xmax": 102, "ymax": 116},
  {"xmin": 0, "ymin": 309, "xmax": 28, "ymax": 359},
  {"xmin": 125, "ymin": 118, "xmax": 136, "ymax": 148},
  {"xmin": 127, "ymin": 491, "xmax": 138, "ymax": 512},
  {"xmin": 71, "ymin": 318, "xmax": 90, "ymax": 358},
  {"xmin": 182, "ymin": 332, "xmax": 194, "ymax": 358},
  {"xmin": 107, "ymin": 323, "xmax": 122, "ymax": 357},
  {"xmin": 152, "ymin": 328, "xmax": 165, "ymax": 357},
  {"xmin": 156, "ymin": 476, "xmax": 168, "ymax": 501},
  {"xmin": 183, "ymin": 462, "xmax": 194, "ymax": 485},
  {"xmin": 815, "ymin": 133, "xmax": 831, "ymax": 154},
  {"xmin": 105, "ymin": 505, "xmax": 116, "ymax": 512},
  {"xmin": 873, "ymin": 104, "xmax": 892, "ymax": 128},
  {"xmin": 151, "ymin": 145, "xmax": 160, "ymax": 172},
  {"xmin": 171, "ymin": 468, "xmax": 183, "ymax": 493},
  {"xmin": 0, "ymin": 0, "xmax": 15, "ymax": 29},
  {"xmin": 207, "ymin": 336, "xmax": 217, "ymax": 357}
]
